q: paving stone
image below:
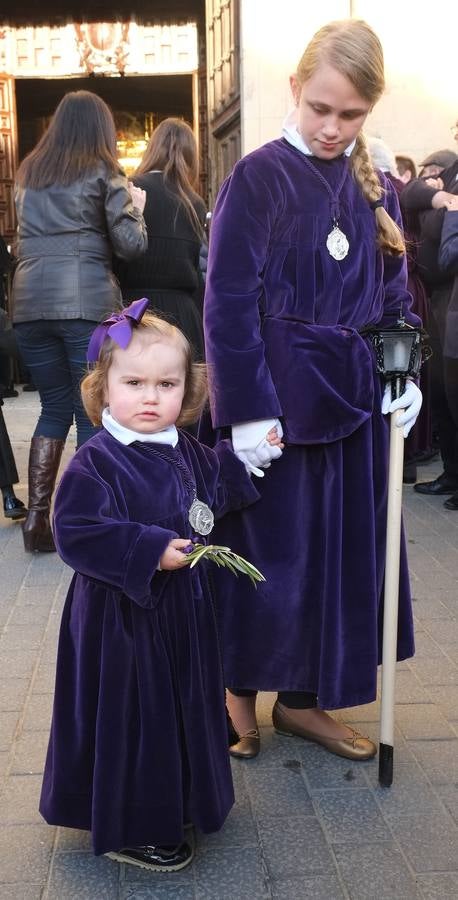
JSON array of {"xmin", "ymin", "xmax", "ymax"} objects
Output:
[
  {"xmin": 10, "ymin": 731, "xmax": 49, "ymax": 775},
  {"xmin": 425, "ymin": 685, "xmax": 458, "ymax": 721},
  {"xmin": 389, "ymin": 811, "xmax": 458, "ymax": 872},
  {"xmin": 336, "ymin": 701, "xmax": 380, "ymax": 723},
  {"xmin": 55, "ymin": 826, "xmax": 93, "ymax": 851},
  {"xmin": 121, "ymin": 884, "xmax": 196, "ymax": 900},
  {"xmin": 11, "ymin": 604, "xmax": 54, "ymax": 627},
  {"xmin": 30, "ymin": 663, "xmax": 56, "ymax": 695},
  {"xmin": 371, "ymin": 782, "xmax": 445, "ymax": 820},
  {"xmin": 409, "ymin": 739, "xmax": 458, "ymax": 784},
  {"xmin": 0, "ymin": 625, "xmax": 44, "ymax": 652},
  {"xmin": 0, "ymin": 823, "xmax": 54, "ymax": 883},
  {"xmin": 0, "ymin": 712, "xmax": 19, "ymax": 752},
  {"xmin": 364, "ymin": 756, "xmax": 429, "ymax": 790},
  {"xmin": 312, "ymin": 789, "xmax": 390, "ymax": 843},
  {"xmin": 21, "ymin": 694, "xmax": 53, "ymax": 732},
  {"xmin": 0, "ymin": 749, "xmax": 9, "ymax": 775},
  {"xmin": 416, "ymin": 873, "xmax": 458, "ymax": 899},
  {"xmin": 422, "ymin": 619, "xmax": 458, "ymax": 645},
  {"xmin": 386, "ymin": 670, "xmax": 430, "ymax": 704},
  {"xmin": 247, "ymin": 725, "xmax": 312, "ymax": 769},
  {"xmin": 0, "ymin": 651, "xmax": 36, "ymax": 680},
  {"xmin": 1, "ymin": 775, "xmax": 43, "ymax": 825},
  {"xmin": 297, "ymin": 741, "xmax": 370, "ymax": 790},
  {"xmin": 47, "ymin": 851, "xmax": 120, "ymax": 899},
  {"xmin": 271, "ymin": 874, "xmax": 346, "ymax": 900},
  {"xmin": 410, "ymin": 597, "xmax": 455, "ymax": 621},
  {"xmin": 333, "ymin": 841, "xmax": 419, "ymax": 899},
  {"xmin": 395, "ymin": 704, "xmax": 455, "ymax": 740},
  {"xmin": 408, "ymin": 657, "xmax": 458, "ymax": 687},
  {"xmin": 258, "ymin": 815, "xmax": 333, "ymax": 878},
  {"xmin": 0, "ymin": 885, "xmax": 43, "ymax": 899},
  {"xmin": 198, "ymin": 797, "xmax": 258, "ymax": 851},
  {"xmin": 434, "ymin": 784, "xmax": 458, "ymax": 824},
  {"xmin": 0, "ymin": 678, "xmax": 29, "ymax": 713},
  {"xmin": 244, "ymin": 764, "xmax": 314, "ymax": 818},
  {"xmin": 193, "ymin": 847, "xmax": 267, "ymax": 900},
  {"xmin": 122, "ymin": 862, "xmax": 193, "ymax": 886}
]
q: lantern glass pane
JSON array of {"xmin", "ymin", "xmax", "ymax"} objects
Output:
[{"xmin": 381, "ymin": 332, "xmax": 414, "ymax": 373}]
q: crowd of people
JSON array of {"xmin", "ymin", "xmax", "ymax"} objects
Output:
[{"xmin": 1, "ymin": 14, "xmax": 458, "ymax": 877}]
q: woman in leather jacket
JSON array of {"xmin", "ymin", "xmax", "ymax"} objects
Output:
[{"xmin": 12, "ymin": 90, "xmax": 147, "ymax": 553}]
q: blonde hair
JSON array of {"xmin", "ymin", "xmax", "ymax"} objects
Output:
[
  {"xmin": 296, "ymin": 19, "xmax": 405, "ymax": 256},
  {"xmin": 81, "ymin": 313, "xmax": 207, "ymax": 428}
]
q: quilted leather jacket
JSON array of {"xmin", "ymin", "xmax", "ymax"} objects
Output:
[{"xmin": 12, "ymin": 164, "xmax": 147, "ymax": 323}]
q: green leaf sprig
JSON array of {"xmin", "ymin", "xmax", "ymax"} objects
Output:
[{"xmin": 183, "ymin": 543, "xmax": 265, "ymax": 588}]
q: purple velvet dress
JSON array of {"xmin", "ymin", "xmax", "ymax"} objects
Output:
[
  {"xmin": 203, "ymin": 138, "xmax": 419, "ymax": 710},
  {"xmin": 39, "ymin": 429, "xmax": 259, "ymax": 855}
]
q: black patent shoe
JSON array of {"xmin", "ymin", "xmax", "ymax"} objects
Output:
[
  {"xmin": 414, "ymin": 473, "xmax": 458, "ymax": 495},
  {"xmin": 3, "ymin": 492, "xmax": 27, "ymax": 520},
  {"xmin": 105, "ymin": 840, "xmax": 194, "ymax": 872},
  {"xmin": 444, "ymin": 492, "xmax": 458, "ymax": 510}
]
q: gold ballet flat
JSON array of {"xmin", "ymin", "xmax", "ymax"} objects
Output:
[
  {"xmin": 229, "ymin": 728, "xmax": 261, "ymax": 759},
  {"xmin": 272, "ymin": 701, "xmax": 376, "ymax": 761}
]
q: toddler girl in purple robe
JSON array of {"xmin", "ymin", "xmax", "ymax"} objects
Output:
[
  {"xmin": 203, "ymin": 19, "xmax": 423, "ymax": 762},
  {"xmin": 39, "ymin": 299, "xmax": 281, "ymax": 871}
]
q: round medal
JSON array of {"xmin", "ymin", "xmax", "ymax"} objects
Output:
[
  {"xmin": 188, "ymin": 498, "xmax": 214, "ymax": 536},
  {"xmin": 326, "ymin": 226, "xmax": 349, "ymax": 261}
]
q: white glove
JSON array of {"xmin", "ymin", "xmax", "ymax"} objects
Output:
[
  {"xmin": 232, "ymin": 418, "xmax": 283, "ymax": 477},
  {"xmin": 381, "ymin": 380, "xmax": 423, "ymax": 438}
]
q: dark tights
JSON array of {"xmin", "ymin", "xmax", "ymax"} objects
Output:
[{"xmin": 228, "ymin": 687, "xmax": 317, "ymax": 709}]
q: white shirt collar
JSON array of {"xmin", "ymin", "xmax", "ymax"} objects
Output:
[
  {"xmin": 281, "ymin": 108, "xmax": 356, "ymax": 158},
  {"xmin": 102, "ymin": 408, "xmax": 178, "ymax": 447}
]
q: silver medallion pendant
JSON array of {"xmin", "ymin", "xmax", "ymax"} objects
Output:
[
  {"xmin": 189, "ymin": 498, "xmax": 214, "ymax": 536},
  {"xmin": 326, "ymin": 225, "xmax": 349, "ymax": 261}
]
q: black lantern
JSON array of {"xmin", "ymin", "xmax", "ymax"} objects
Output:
[{"xmin": 368, "ymin": 313, "xmax": 428, "ymax": 400}]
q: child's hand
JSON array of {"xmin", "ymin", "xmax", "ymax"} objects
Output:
[
  {"xmin": 266, "ymin": 425, "xmax": 285, "ymax": 450},
  {"xmin": 159, "ymin": 538, "xmax": 193, "ymax": 571}
]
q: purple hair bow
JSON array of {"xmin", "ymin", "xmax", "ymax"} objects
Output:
[{"xmin": 86, "ymin": 297, "xmax": 150, "ymax": 363}]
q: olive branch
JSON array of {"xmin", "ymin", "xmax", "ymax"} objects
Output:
[{"xmin": 183, "ymin": 544, "xmax": 265, "ymax": 588}]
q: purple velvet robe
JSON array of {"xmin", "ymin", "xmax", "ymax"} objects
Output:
[
  {"xmin": 39, "ymin": 429, "xmax": 259, "ymax": 856},
  {"xmin": 203, "ymin": 138, "xmax": 420, "ymax": 710}
]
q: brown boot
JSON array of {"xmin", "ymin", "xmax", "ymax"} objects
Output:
[{"xmin": 22, "ymin": 437, "xmax": 65, "ymax": 552}]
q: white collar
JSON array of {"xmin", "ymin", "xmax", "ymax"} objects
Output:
[
  {"xmin": 102, "ymin": 408, "xmax": 178, "ymax": 447},
  {"xmin": 281, "ymin": 108, "xmax": 356, "ymax": 158}
]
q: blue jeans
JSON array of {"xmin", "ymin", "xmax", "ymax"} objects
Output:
[{"xmin": 14, "ymin": 319, "xmax": 99, "ymax": 447}]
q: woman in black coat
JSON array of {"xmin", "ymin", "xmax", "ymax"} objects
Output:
[
  {"xmin": 0, "ymin": 399, "xmax": 26, "ymax": 520},
  {"xmin": 116, "ymin": 118, "xmax": 206, "ymax": 360}
]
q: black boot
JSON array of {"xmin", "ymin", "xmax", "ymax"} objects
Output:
[
  {"xmin": 2, "ymin": 486, "xmax": 27, "ymax": 519},
  {"xmin": 22, "ymin": 437, "xmax": 65, "ymax": 552},
  {"xmin": 444, "ymin": 491, "xmax": 458, "ymax": 510}
]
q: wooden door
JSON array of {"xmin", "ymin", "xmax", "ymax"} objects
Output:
[
  {"xmin": 205, "ymin": 0, "xmax": 240, "ymax": 206},
  {"xmin": 0, "ymin": 75, "xmax": 18, "ymax": 244}
]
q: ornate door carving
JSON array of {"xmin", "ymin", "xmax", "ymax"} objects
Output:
[
  {"xmin": 0, "ymin": 74, "xmax": 18, "ymax": 242},
  {"xmin": 205, "ymin": 0, "xmax": 240, "ymax": 205}
]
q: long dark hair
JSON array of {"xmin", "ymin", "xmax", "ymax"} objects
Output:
[
  {"xmin": 16, "ymin": 91, "xmax": 120, "ymax": 189},
  {"xmin": 135, "ymin": 117, "xmax": 204, "ymax": 239}
]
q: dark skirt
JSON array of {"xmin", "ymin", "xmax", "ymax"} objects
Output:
[
  {"xmin": 0, "ymin": 404, "xmax": 19, "ymax": 487},
  {"xmin": 206, "ymin": 377, "xmax": 414, "ymax": 711}
]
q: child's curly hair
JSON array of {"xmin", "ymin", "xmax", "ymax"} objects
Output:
[{"xmin": 81, "ymin": 312, "xmax": 207, "ymax": 427}]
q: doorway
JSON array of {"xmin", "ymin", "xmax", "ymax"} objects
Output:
[{"xmin": 15, "ymin": 73, "xmax": 194, "ymax": 167}]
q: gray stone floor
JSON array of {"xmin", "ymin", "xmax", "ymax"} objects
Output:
[{"xmin": 1, "ymin": 392, "xmax": 458, "ymax": 900}]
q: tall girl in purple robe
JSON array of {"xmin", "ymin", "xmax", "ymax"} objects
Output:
[
  {"xmin": 203, "ymin": 20, "xmax": 423, "ymax": 762},
  {"xmin": 38, "ymin": 302, "xmax": 268, "ymax": 871}
]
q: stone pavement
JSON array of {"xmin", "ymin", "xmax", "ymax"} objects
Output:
[{"xmin": 1, "ymin": 391, "xmax": 458, "ymax": 900}]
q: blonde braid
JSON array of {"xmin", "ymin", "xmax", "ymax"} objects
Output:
[{"xmin": 351, "ymin": 133, "xmax": 405, "ymax": 256}]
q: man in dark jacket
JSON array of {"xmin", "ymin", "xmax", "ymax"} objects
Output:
[{"xmin": 401, "ymin": 147, "xmax": 458, "ymax": 505}]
